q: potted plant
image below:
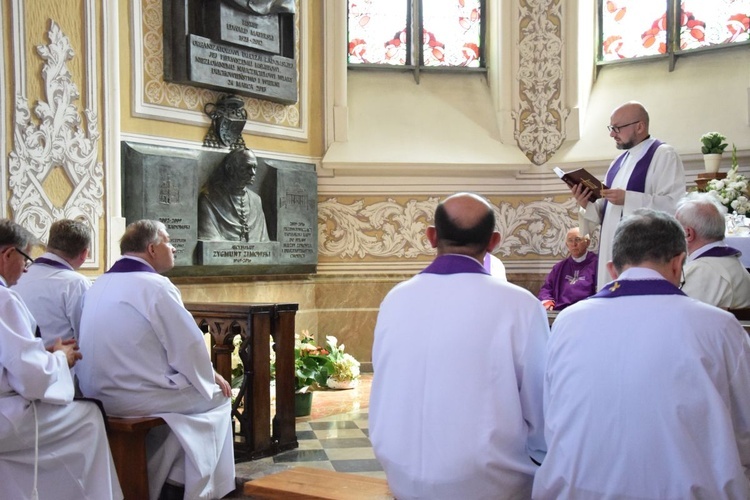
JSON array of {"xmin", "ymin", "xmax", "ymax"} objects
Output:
[
  {"xmin": 293, "ymin": 331, "xmax": 328, "ymax": 416},
  {"xmin": 321, "ymin": 336, "xmax": 361, "ymax": 389},
  {"xmin": 704, "ymin": 144, "xmax": 750, "ymax": 216},
  {"xmin": 701, "ymin": 132, "xmax": 729, "ymax": 173}
]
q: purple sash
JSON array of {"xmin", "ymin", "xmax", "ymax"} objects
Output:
[
  {"xmin": 603, "ymin": 139, "xmax": 663, "ymax": 215},
  {"xmin": 694, "ymin": 246, "xmax": 742, "ymax": 259},
  {"xmin": 593, "ymin": 278, "xmax": 685, "ymax": 298},
  {"xmin": 34, "ymin": 256, "xmax": 72, "ymax": 270},
  {"xmin": 106, "ymin": 258, "xmax": 157, "ymax": 274},
  {"xmin": 421, "ymin": 254, "xmax": 490, "ymax": 276}
]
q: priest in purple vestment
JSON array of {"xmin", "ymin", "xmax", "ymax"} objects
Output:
[
  {"xmin": 538, "ymin": 227, "xmax": 598, "ymax": 311},
  {"xmin": 571, "ymin": 101, "xmax": 685, "ymax": 291}
]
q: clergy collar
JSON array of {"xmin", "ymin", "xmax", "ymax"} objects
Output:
[
  {"xmin": 596, "ymin": 267, "xmax": 685, "ymax": 298},
  {"xmin": 107, "ymin": 255, "xmax": 157, "ymax": 274},
  {"xmin": 34, "ymin": 252, "xmax": 74, "ymax": 271},
  {"xmin": 625, "ymin": 136, "xmax": 655, "ymax": 162},
  {"xmin": 571, "ymin": 251, "xmax": 588, "ymax": 263},
  {"xmin": 688, "ymin": 240, "xmax": 726, "ymax": 262},
  {"xmin": 421, "ymin": 254, "xmax": 490, "ymax": 276}
]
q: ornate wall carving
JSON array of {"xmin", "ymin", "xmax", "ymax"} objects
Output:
[
  {"xmin": 8, "ymin": 20, "xmax": 104, "ymax": 265},
  {"xmin": 318, "ymin": 196, "xmax": 581, "ymax": 263},
  {"xmin": 512, "ymin": 0, "xmax": 569, "ymax": 166}
]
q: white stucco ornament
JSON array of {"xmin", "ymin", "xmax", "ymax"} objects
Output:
[{"xmin": 8, "ymin": 20, "xmax": 103, "ymax": 261}]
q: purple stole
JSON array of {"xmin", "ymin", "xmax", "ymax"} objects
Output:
[
  {"xmin": 603, "ymin": 139, "xmax": 663, "ymax": 215},
  {"xmin": 694, "ymin": 246, "xmax": 742, "ymax": 259},
  {"xmin": 34, "ymin": 256, "xmax": 72, "ymax": 270},
  {"xmin": 421, "ymin": 254, "xmax": 490, "ymax": 276},
  {"xmin": 593, "ymin": 278, "xmax": 685, "ymax": 299},
  {"xmin": 106, "ymin": 258, "xmax": 157, "ymax": 274}
]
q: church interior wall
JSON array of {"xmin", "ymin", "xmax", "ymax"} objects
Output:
[{"xmin": 2, "ymin": 0, "xmax": 749, "ymax": 366}]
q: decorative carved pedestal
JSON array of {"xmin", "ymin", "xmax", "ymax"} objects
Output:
[{"xmin": 185, "ymin": 302, "xmax": 298, "ymax": 461}]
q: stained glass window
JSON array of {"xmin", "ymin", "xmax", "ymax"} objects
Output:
[
  {"xmin": 600, "ymin": 0, "xmax": 750, "ymax": 63},
  {"xmin": 348, "ymin": 0, "xmax": 484, "ymax": 68},
  {"xmin": 348, "ymin": 0, "xmax": 409, "ymax": 65},
  {"xmin": 681, "ymin": 0, "xmax": 750, "ymax": 50}
]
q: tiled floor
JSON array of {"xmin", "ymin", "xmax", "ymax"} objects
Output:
[{"xmin": 229, "ymin": 374, "xmax": 382, "ymax": 497}]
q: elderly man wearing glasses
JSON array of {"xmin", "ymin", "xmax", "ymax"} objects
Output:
[
  {"xmin": 0, "ymin": 219, "xmax": 122, "ymax": 499},
  {"xmin": 538, "ymin": 227, "xmax": 598, "ymax": 311},
  {"xmin": 569, "ymin": 101, "xmax": 686, "ymax": 291}
]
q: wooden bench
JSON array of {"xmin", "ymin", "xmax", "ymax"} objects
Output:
[
  {"xmin": 106, "ymin": 416, "xmax": 166, "ymax": 500},
  {"xmin": 243, "ymin": 466, "xmax": 393, "ymax": 499}
]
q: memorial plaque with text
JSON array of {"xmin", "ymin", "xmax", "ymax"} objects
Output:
[
  {"xmin": 198, "ymin": 241, "xmax": 279, "ymax": 266},
  {"xmin": 274, "ymin": 165, "xmax": 317, "ymax": 265},
  {"xmin": 121, "ymin": 141, "xmax": 316, "ymax": 276},
  {"xmin": 189, "ymin": 35, "xmax": 296, "ymax": 103},
  {"xmin": 220, "ymin": 5, "xmax": 280, "ymax": 53},
  {"xmin": 163, "ymin": 0, "xmax": 298, "ymax": 104},
  {"xmin": 122, "ymin": 143, "xmax": 198, "ymax": 267}
]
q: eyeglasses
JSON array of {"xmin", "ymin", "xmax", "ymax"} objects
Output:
[
  {"xmin": 607, "ymin": 121, "xmax": 639, "ymax": 134},
  {"xmin": 566, "ymin": 238, "xmax": 585, "ymax": 244},
  {"xmin": 14, "ymin": 247, "xmax": 34, "ymax": 269}
]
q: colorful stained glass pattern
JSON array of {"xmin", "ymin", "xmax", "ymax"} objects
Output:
[
  {"xmin": 601, "ymin": 1, "xmax": 750, "ymax": 61},
  {"xmin": 422, "ymin": 0, "xmax": 482, "ymax": 67},
  {"xmin": 348, "ymin": 0, "xmax": 409, "ymax": 65},
  {"xmin": 680, "ymin": 0, "xmax": 750, "ymax": 50},
  {"xmin": 600, "ymin": 0, "xmax": 668, "ymax": 61}
]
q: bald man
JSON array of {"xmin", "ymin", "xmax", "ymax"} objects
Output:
[
  {"xmin": 369, "ymin": 193, "xmax": 549, "ymax": 499},
  {"xmin": 573, "ymin": 101, "xmax": 686, "ymax": 290}
]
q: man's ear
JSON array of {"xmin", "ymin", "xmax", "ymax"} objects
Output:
[
  {"xmin": 75, "ymin": 248, "xmax": 89, "ymax": 268},
  {"xmin": 670, "ymin": 252, "xmax": 686, "ymax": 284},
  {"xmin": 487, "ymin": 231, "xmax": 501, "ymax": 253},
  {"xmin": 683, "ymin": 226, "xmax": 695, "ymax": 242},
  {"xmin": 426, "ymin": 226, "xmax": 438, "ymax": 248},
  {"xmin": 606, "ymin": 261, "xmax": 619, "ymax": 280}
]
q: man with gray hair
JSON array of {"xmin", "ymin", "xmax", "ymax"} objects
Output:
[
  {"xmin": 534, "ymin": 209, "xmax": 750, "ymax": 499},
  {"xmin": 14, "ymin": 219, "xmax": 92, "ymax": 347},
  {"xmin": 78, "ymin": 219, "xmax": 235, "ymax": 500},
  {"xmin": 0, "ymin": 219, "xmax": 122, "ymax": 499},
  {"xmin": 675, "ymin": 192, "xmax": 750, "ymax": 309}
]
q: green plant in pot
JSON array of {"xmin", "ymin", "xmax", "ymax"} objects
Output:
[
  {"xmin": 701, "ymin": 132, "xmax": 728, "ymax": 173},
  {"xmin": 700, "ymin": 132, "xmax": 728, "ymax": 154},
  {"xmin": 293, "ymin": 331, "xmax": 328, "ymax": 416}
]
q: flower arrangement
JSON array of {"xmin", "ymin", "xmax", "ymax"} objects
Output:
[
  {"xmin": 230, "ymin": 331, "xmax": 362, "ymax": 398},
  {"xmin": 322, "ymin": 336, "xmax": 361, "ymax": 389},
  {"xmin": 294, "ymin": 330, "xmax": 329, "ymax": 393},
  {"xmin": 704, "ymin": 145, "xmax": 750, "ymax": 215},
  {"xmin": 292, "ymin": 331, "xmax": 361, "ymax": 392},
  {"xmin": 700, "ymin": 132, "xmax": 729, "ymax": 154}
]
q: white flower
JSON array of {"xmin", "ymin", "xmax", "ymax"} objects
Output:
[{"xmin": 704, "ymin": 163, "xmax": 749, "ymax": 216}]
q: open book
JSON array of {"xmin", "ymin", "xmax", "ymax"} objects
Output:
[{"xmin": 554, "ymin": 167, "xmax": 607, "ymax": 203}]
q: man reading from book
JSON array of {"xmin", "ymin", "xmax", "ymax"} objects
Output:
[{"xmin": 568, "ymin": 101, "xmax": 685, "ymax": 290}]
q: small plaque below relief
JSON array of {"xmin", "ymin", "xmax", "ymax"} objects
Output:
[{"xmin": 198, "ymin": 240, "xmax": 279, "ymax": 266}]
